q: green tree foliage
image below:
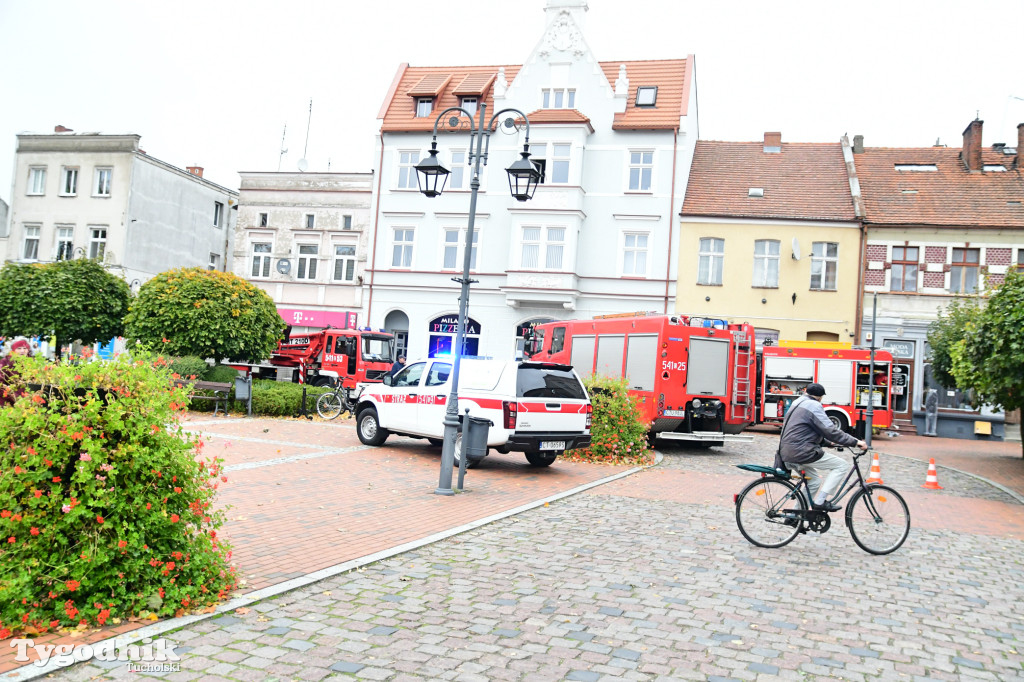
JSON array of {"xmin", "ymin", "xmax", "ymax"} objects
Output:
[
  {"xmin": 0, "ymin": 259, "xmax": 130, "ymax": 353},
  {"xmin": 0, "ymin": 350, "xmax": 235, "ymax": 637},
  {"xmin": 124, "ymin": 268, "xmax": 285, "ymax": 363},
  {"xmin": 925, "ymin": 297, "xmax": 982, "ymax": 389}
]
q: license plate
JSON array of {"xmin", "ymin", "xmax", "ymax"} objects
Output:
[
  {"xmin": 663, "ymin": 409, "xmax": 686, "ymax": 417},
  {"xmin": 540, "ymin": 441, "xmax": 566, "ymax": 451}
]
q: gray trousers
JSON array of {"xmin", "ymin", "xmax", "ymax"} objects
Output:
[
  {"xmin": 924, "ymin": 411, "xmax": 938, "ymax": 436},
  {"xmin": 789, "ymin": 451, "xmax": 850, "ymax": 504}
]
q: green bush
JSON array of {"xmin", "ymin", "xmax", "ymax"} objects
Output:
[
  {"xmin": 249, "ymin": 380, "xmax": 330, "ymax": 417},
  {"xmin": 205, "ymin": 364, "xmax": 241, "ymax": 384},
  {"xmin": 168, "ymin": 356, "xmax": 209, "ymax": 381},
  {"xmin": 0, "ymin": 350, "xmax": 235, "ymax": 639},
  {"xmin": 561, "ymin": 375, "xmax": 653, "ymax": 466}
]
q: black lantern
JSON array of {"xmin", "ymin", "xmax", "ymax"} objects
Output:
[
  {"xmin": 414, "ymin": 141, "xmax": 450, "ymax": 198},
  {"xmin": 505, "ymin": 147, "xmax": 541, "ymax": 202}
]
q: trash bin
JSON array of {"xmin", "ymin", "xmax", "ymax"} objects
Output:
[
  {"xmin": 234, "ymin": 375, "xmax": 252, "ymax": 416},
  {"xmin": 463, "ymin": 415, "xmax": 493, "ymax": 461}
]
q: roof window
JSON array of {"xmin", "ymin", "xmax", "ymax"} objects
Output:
[
  {"xmin": 635, "ymin": 86, "xmax": 657, "ymax": 107},
  {"xmin": 748, "ymin": 187, "xmax": 764, "ymax": 198},
  {"xmin": 983, "ymin": 165, "xmax": 1006, "ymax": 172},
  {"xmin": 894, "ymin": 164, "xmax": 937, "ymax": 172},
  {"xmin": 901, "ymin": 189, "xmax": 918, "ymax": 194}
]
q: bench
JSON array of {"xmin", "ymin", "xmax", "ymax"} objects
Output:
[{"xmin": 176, "ymin": 380, "xmax": 233, "ymax": 415}]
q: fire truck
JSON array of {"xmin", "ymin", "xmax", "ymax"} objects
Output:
[
  {"xmin": 228, "ymin": 326, "xmax": 395, "ymax": 390},
  {"xmin": 525, "ymin": 313, "xmax": 755, "ymax": 445},
  {"xmin": 757, "ymin": 341, "xmax": 895, "ymax": 433}
]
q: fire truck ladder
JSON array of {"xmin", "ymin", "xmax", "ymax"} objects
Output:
[{"xmin": 730, "ymin": 330, "xmax": 753, "ymax": 421}]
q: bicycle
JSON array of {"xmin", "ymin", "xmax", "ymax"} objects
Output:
[
  {"xmin": 316, "ymin": 383, "xmax": 352, "ymax": 420},
  {"xmin": 733, "ymin": 447, "xmax": 910, "ymax": 555}
]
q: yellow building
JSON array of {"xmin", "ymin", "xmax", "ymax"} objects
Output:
[{"xmin": 678, "ymin": 133, "xmax": 862, "ymax": 346}]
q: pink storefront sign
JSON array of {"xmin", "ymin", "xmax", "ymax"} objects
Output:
[{"xmin": 278, "ymin": 308, "xmax": 358, "ymax": 329}]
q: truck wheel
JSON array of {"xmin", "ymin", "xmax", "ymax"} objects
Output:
[
  {"xmin": 453, "ymin": 433, "xmax": 482, "ymax": 469},
  {"xmin": 427, "ymin": 438, "xmax": 443, "ymax": 447},
  {"xmin": 826, "ymin": 411, "xmax": 849, "ymax": 432},
  {"xmin": 311, "ymin": 376, "xmax": 332, "ymax": 387},
  {"xmin": 356, "ymin": 408, "xmax": 388, "ymax": 446},
  {"xmin": 525, "ymin": 452, "xmax": 557, "ymax": 467}
]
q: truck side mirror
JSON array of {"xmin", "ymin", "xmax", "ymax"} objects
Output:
[{"xmin": 383, "ymin": 374, "xmax": 393, "ymax": 386}]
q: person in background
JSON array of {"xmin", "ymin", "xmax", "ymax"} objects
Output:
[
  {"xmin": 0, "ymin": 339, "xmax": 32, "ymax": 407},
  {"xmin": 923, "ymin": 388, "xmax": 939, "ymax": 437},
  {"xmin": 389, "ymin": 355, "xmax": 406, "ymax": 378}
]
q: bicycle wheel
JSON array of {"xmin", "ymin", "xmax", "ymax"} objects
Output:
[
  {"xmin": 845, "ymin": 484, "xmax": 910, "ymax": 555},
  {"xmin": 735, "ymin": 477, "xmax": 806, "ymax": 548},
  {"xmin": 316, "ymin": 391, "xmax": 345, "ymax": 420}
]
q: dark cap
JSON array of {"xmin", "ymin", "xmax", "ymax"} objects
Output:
[{"xmin": 806, "ymin": 383, "xmax": 826, "ymax": 397}]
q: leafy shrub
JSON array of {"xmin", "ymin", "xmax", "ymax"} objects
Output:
[
  {"xmin": 250, "ymin": 380, "xmax": 330, "ymax": 417},
  {"xmin": 561, "ymin": 375, "xmax": 653, "ymax": 466},
  {"xmin": 205, "ymin": 364, "xmax": 241, "ymax": 384},
  {"xmin": 0, "ymin": 350, "xmax": 235, "ymax": 638},
  {"xmin": 168, "ymin": 356, "xmax": 209, "ymax": 381}
]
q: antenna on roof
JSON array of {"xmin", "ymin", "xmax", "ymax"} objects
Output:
[
  {"xmin": 277, "ymin": 123, "xmax": 288, "ymax": 172},
  {"xmin": 298, "ymin": 98, "xmax": 312, "ymax": 172}
]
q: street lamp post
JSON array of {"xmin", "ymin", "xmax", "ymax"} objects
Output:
[{"xmin": 415, "ymin": 103, "xmax": 540, "ymax": 495}]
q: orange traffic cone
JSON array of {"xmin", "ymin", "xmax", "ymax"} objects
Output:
[
  {"xmin": 865, "ymin": 451, "xmax": 884, "ymax": 484},
  {"xmin": 921, "ymin": 458, "xmax": 943, "ymax": 489}
]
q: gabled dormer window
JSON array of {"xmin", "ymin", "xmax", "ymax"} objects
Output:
[
  {"xmin": 416, "ymin": 98, "xmax": 433, "ymax": 118},
  {"xmin": 460, "ymin": 97, "xmax": 478, "ymax": 117},
  {"xmin": 635, "ymin": 86, "xmax": 658, "ymax": 107}
]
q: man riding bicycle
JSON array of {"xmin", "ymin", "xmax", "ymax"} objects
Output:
[{"xmin": 774, "ymin": 383, "xmax": 866, "ymax": 513}]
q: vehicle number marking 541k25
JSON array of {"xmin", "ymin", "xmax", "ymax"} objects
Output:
[{"xmin": 662, "ymin": 360, "xmax": 687, "ymax": 372}]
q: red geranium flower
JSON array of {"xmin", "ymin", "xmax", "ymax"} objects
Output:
[
  {"xmin": 170, "ymin": 514, "xmax": 180, "ymax": 523},
  {"xmin": 30, "ymin": 528, "xmax": 40, "ymax": 536},
  {"xmin": 66, "ymin": 580, "xmax": 80, "ymax": 592}
]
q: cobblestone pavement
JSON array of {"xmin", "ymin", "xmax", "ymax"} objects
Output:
[{"xmin": 49, "ymin": 435, "xmax": 1024, "ymax": 681}]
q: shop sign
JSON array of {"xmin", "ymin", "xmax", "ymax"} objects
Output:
[
  {"xmin": 882, "ymin": 340, "xmax": 915, "ymax": 358},
  {"xmin": 429, "ymin": 315, "xmax": 480, "ymax": 335}
]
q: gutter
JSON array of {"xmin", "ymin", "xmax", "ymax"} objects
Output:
[{"xmin": 366, "ymin": 135, "xmax": 385, "ymax": 324}]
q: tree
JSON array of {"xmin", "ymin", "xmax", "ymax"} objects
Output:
[
  {"xmin": 123, "ymin": 268, "xmax": 285, "ymax": 363},
  {"xmin": 925, "ymin": 296, "xmax": 982, "ymax": 389},
  {"xmin": 954, "ymin": 269, "xmax": 1024, "ymax": 458},
  {"xmin": 0, "ymin": 259, "xmax": 130, "ymax": 354}
]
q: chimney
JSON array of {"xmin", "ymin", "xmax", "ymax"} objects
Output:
[
  {"xmin": 853, "ymin": 135, "xmax": 864, "ymax": 154},
  {"xmin": 763, "ymin": 132, "xmax": 782, "ymax": 153},
  {"xmin": 186, "ymin": 166, "xmax": 204, "ymax": 178},
  {"xmin": 54, "ymin": 125, "xmax": 73, "ymax": 133},
  {"xmin": 1018, "ymin": 123, "xmax": 1024, "ymax": 169},
  {"xmin": 961, "ymin": 119, "xmax": 983, "ymax": 171}
]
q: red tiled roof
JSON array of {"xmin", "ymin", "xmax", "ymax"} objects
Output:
[
  {"xmin": 681, "ymin": 141, "xmax": 856, "ymax": 221},
  {"xmin": 854, "ymin": 147, "xmax": 1024, "ymax": 228},
  {"xmin": 379, "ymin": 58, "xmax": 692, "ymax": 133},
  {"xmin": 519, "ymin": 109, "xmax": 594, "ymax": 132}
]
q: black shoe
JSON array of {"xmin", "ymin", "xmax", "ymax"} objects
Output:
[{"xmin": 812, "ymin": 501, "xmax": 842, "ymax": 513}]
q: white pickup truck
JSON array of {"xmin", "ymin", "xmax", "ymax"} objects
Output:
[{"xmin": 351, "ymin": 358, "xmax": 592, "ymax": 467}]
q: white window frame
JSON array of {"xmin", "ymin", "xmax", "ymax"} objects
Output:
[
  {"xmin": 520, "ymin": 225, "xmax": 565, "ymax": 270},
  {"xmin": 416, "ymin": 98, "xmax": 433, "ymax": 118},
  {"xmin": 460, "ymin": 97, "xmax": 478, "ymax": 117},
  {"xmin": 60, "ymin": 167, "xmax": 79, "ymax": 196},
  {"xmin": 93, "ymin": 167, "xmax": 112, "ymax": 197},
  {"xmin": 542, "ymin": 88, "xmax": 576, "ymax": 109},
  {"xmin": 333, "ymin": 245, "xmax": 357, "ymax": 282},
  {"xmin": 449, "ymin": 149, "xmax": 468, "ymax": 190},
  {"xmin": 752, "ymin": 239, "xmax": 780, "ymax": 288},
  {"xmin": 208, "ymin": 253, "xmax": 221, "ymax": 271},
  {"xmin": 441, "ymin": 228, "xmax": 478, "ymax": 271},
  {"xmin": 621, "ymin": 232, "xmax": 649, "ymax": 276},
  {"xmin": 22, "ymin": 225, "xmax": 41, "ymax": 261},
  {"xmin": 628, "ymin": 150, "xmax": 653, "ymax": 192},
  {"xmin": 392, "ymin": 227, "xmax": 414, "ymax": 268},
  {"xmin": 296, "ymin": 244, "xmax": 319, "ymax": 280},
  {"xmin": 697, "ymin": 238, "xmax": 724, "ymax": 286},
  {"xmin": 810, "ymin": 242, "xmax": 839, "ymax": 291},
  {"xmin": 251, "ymin": 242, "xmax": 272, "ymax": 278},
  {"xmin": 214, "ymin": 202, "xmax": 224, "ymax": 228},
  {"xmin": 950, "ymin": 247, "xmax": 980, "ymax": 294},
  {"xmin": 88, "ymin": 227, "xmax": 107, "ymax": 260},
  {"xmin": 27, "ymin": 167, "xmax": 46, "ymax": 195},
  {"xmin": 550, "ymin": 143, "xmax": 571, "ymax": 184},
  {"xmin": 55, "ymin": 225, "xmax": 74, "ymax": 261},
  {"xmin": 397, "ymin": 150, "xmax": 420, "ymax": 190}
]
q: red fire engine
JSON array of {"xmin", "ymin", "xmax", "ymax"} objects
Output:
[
  {"xmin": 229, "ymin": 326, "xmax": 395, "ymax": 390},
  {"xmin": 757, "ymin": 341, "xmax": 895, "ymax": 433},
  {"xmin": 525, "ymin": 313, "xmax": 755, "ymax": 445}
]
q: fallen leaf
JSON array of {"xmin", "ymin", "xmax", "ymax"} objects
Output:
[{"xmin": 235, "ymin": 607, "xmax": 250, "ymax": 615}]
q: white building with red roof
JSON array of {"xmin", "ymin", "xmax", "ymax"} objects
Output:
[{"xmin": 365, "ymin": 0, "xmax": 698, "ymax": 360}]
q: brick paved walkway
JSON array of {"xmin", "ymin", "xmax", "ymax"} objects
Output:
[{"xmin": 7, "ymin": 425, "xmax": 1024, "ymax": 680}]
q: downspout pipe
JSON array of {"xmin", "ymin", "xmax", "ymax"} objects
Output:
[
  {"xmin": 664, "ymin": 128, "xmax": 678, "ymax": 313},
  {"xmin": 366, "ymin": 135, "xmax": 385, "ymax": 326}
]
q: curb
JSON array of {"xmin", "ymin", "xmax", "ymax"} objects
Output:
[
  {"xmin": 876, "ymin": 449, "xmax": 1024, "ymax": 506},
  {"xmin": 4, "ymin": 453, "xmax": 658, "ymax": 681}
]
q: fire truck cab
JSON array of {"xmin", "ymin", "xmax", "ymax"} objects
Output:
[
  {"xmin": 758, "ymin": 342, "xmax": 895, "ymax": 433},
  {"xmin": 526, "ymin": 313, "xmax": 755, "ymax": 445}
]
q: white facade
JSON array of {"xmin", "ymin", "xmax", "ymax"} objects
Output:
[
  {"xmin": 232, "ymin": 171, "xmax": 373, "ymax": 333},
  {"xmin": 367, "ymin": 0, "xmax": 698, "ymax": 361},
  {"xmin": 0, "ymin": 131, "xmax": 237, "ymax": 284}
]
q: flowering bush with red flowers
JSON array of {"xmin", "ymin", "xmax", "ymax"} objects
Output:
[
  {"xmin": 560, "ymin": 375, "xmax": 654, "ymax": 467},
  {"xmin": 0, "ymin": 349, "xmax": 235, "ymax": 639}
]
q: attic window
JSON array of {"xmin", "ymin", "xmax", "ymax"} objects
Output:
[
  {"xmin": 415, "ymin": 98, "xmax": 433, "ymax": 118},
  {"xmin": 1009, "ymin": 201, "xmax": 1023, "ymax": 207},
  {"xmin": 635, "ymin": 86, "xmax": 658, "ymax": 107},
  {"xmin": 748, "ymin": 187, "xmax": 764, "ymax": 198},
  {"xmin": 983, "ymin": 165, "xmax": 1006, "ymax": 172},
  {"xmin": 894, "ymin": 164, "xmax": 937, "ymax": 172},
  {"xmin": 901, "ymin": 189, "xmax": 918, "ymax": 194}
]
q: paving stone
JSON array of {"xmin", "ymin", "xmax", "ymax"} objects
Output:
[{"xmin": 330, "ymin": 660, "xmax": 366, "ymax": 673}]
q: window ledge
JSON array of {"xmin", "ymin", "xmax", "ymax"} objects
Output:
[
  {"xmin": 623, "ymin": 190, "xmax": 654, "ymax": 195},
  {"xmin": 697, "ymin": 282, "xmax": 723, "ymax": 287},
  {"xmin": 92, "ymin": 194, "xmax": 111, "ymax": 199},
  {"xmin": 751, "ymin": 285, "xmax": 779, "ymax": 290}
]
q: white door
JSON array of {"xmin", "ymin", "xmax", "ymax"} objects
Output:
[
  {"xmin": 418, "ymin": 361, "xmax": 452, "ymax": 438},
  {"xmin": 384, "ymin": 361, "xmax": 427, "ymax": 431}
]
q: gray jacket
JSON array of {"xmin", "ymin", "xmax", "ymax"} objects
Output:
[{"xmin": 777, "ymin": 396, "xmax": 858, "ymax": 466}]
